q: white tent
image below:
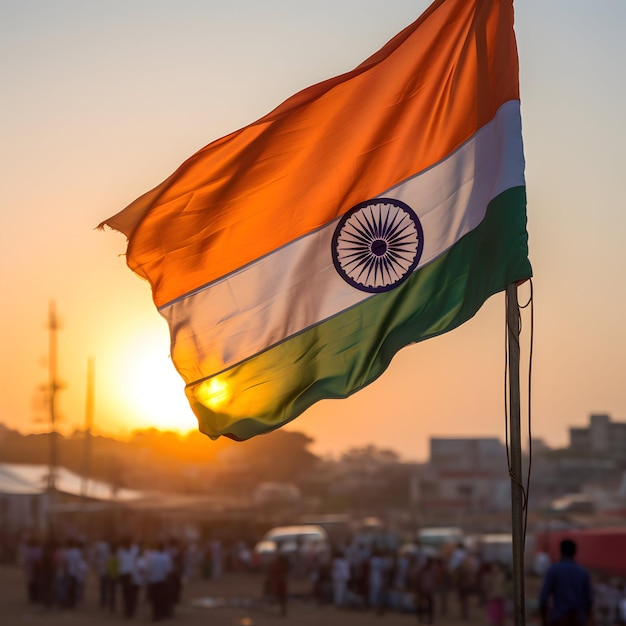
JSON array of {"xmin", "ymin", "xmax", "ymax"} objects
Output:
[
  {"xmin": 0, "ymin": 462, "xmax": 145, "ymax": 501},
  {"xmin": 0, "ymin": 463, "xmax": 148, "ymax": 534}
]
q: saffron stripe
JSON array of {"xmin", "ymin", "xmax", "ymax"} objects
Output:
[
  {"xmin": 102, "ymin": 0, "xmax": 521, "ymax": 308},
  {"xmin": 162, "ymin": 101, "xmax": 524, "ymax": 383}
]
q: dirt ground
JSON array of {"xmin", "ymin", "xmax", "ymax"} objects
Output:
[{"xmin": 0, "ymin": 565, "xmax": 541, "ymax": 626}]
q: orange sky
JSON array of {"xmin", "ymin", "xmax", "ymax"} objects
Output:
[{"xmin": 1, "ymin": 0, "xmax": 625, "ymax": 461}]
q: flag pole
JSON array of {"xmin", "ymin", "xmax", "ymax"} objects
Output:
[{"xmin": 506, "ymin": 282, "xmax": 526, "ymax": 626}]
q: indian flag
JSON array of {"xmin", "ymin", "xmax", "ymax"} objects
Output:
[{"xmin": 101, "ymin": 0, "xmax": 532, "ymax": 441}]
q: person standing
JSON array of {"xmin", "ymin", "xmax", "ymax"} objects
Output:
[
  {"xmin": 539, "ymin": 539, "xmax": 593, "ymax": 626},
  {"xmin": 105, "ymin": 542, "xmax": 120, "ymax": 612},
  {"xmin": 118, "ymin": 537, "xmax": 140, "ymax": 618},
  {"xmin": 266, "ymin": 552, "xmax": 290, "ymax": 617},
  {"xmin": 93, "ymin": 539, "xmax": 111, "ymax": 610},
  {"xmin": 146, "ymin": 542, "xmax": 173, "ymax": 622},
  {"xmin": 166, "ymin": 539, "xmax": 183, "ymax": 616},
  {"xmin": 38, "ymin": 538, "xmax": 60, "ymax": 607},
  {"xmin": 485, "ymin": 562, "xmax": 509, "ymax": 626},
  {"xmin": 449, "ymin": 542, "xmax": 480, "ymax": 621},
  {"xmin": 22, "ymin": 537, "xmax": 42, "ymax": 604},
  {"xmin": 64, "ymin": 538, "xmax": 87, "ymax": 609},
  {"xmin": 617, "ymin": 582, "xmax": 626, "ymax": 626},
  {"xmin": 535, "ymin": 544, "xmax": 552, "ymax": 578},
  {"xmin": 331, "ymin": 550, "xmax": 351, "ymax": 608},
  {"xmin": 416, "ymin": 557, "xmax": 438, "ymax": 624}
]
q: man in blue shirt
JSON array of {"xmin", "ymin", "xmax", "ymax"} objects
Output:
[{"xmin": 539, "ymin": 539, "xmax": 593, "ymax": 626}]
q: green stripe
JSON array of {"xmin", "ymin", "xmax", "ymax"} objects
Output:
[{"xmin": 188, "ymin": 186, "xmax": 531, "ymax": 440}]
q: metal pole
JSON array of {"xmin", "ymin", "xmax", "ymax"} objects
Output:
[
  {"xmin": 47, "ymin": 300, "xmax": 59, "ymax": 535},
  {"xmin": 81, "ymin": 357, "xmax": 95, "ymax": 499},
  {"xmin": 506, "ymin": 283, "xmax": 526, "ymax": 626}
]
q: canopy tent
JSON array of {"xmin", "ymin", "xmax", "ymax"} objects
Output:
[{"xmin": 0, "ymin": 462, "xmax": 144, "ymax": 502}]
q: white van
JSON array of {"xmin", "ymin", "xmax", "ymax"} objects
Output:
[
  {"xmin": 417, "ymin": 526, "xmax": 464, "ymax": 551},
  {"xmin": 252, "ymin": 524, "xmax": 330, "ymax": 569}
]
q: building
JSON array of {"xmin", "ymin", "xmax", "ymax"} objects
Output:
[
  {"xmin": 529, "ymin": 414, "xmax": 626, "ymax": 510},
  {"xmin": 411, "ymin": 437, "xmax": 513, "ymax": 528},
  {"xmin": 430, "ymin": 437, "xmax": 508, "ymax": 473},
  {"xmin": 569, "ymin": 413, "xmax": 626, "ymax": 462}
]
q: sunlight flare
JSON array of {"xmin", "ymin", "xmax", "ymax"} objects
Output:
[{"xmin": 196, "ymin": 377, "xmax": 230, "ymax": 411}]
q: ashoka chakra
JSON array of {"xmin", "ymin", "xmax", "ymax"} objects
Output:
[{"xmin": 331, "ymin": 198, "xmax": 423, "ymax": 293}]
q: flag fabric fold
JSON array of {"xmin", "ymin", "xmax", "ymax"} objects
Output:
[{"xmin": 101, "ymin": 0, "xmax": 532, "ymax": 441}]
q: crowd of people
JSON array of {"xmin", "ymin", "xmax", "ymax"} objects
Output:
[
  {"xmin": 16, "ymin": 530, "xmax": 626, "ymax": 625},
  {"xmin": 262, "ymin": 538, "xmax": 626, "ymax": 626},
  {"xmin": 261, "ymin": 539, "xmax": 513, "ymax": 623},
  {"xmin": 20, "ymin": 534, "xmax": 209, "ymax": 621}
]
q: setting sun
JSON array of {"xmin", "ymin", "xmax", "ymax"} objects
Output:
[
  {"xmin": 118, "ymin": 344, "xmax": 198, "ymax": 434},
  {"xmin": 197, "ymin": 378, "xmax": 230, "ymax": 411}
]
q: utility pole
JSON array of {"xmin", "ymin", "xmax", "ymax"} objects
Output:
[
  {"xmin": 47, "ymin": 301, "xmax": 60, "ymax": 492},
  {"xmin": 81, "ymin": 357, "xmax": 95, "ymax": 499},
  {"xmin": 45, "ymin": 300, "xmax": 64, "ymax": 536}
]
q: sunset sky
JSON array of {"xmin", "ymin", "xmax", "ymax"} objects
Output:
[{"xmin": 1, "ymin": 0, "xmax": 625, "ymax": 461}]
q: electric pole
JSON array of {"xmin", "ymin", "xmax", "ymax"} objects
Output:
[
  {"xmin": 81, "ymin": 357, "xmax": 95, "ymax": 499},
  {"xmin": 47, "ymin": 300, "xmax": 60, "ymax": 493},
  {"xmin": 44, "ymin": 300, "xmax": 65, "ymax": 536}
]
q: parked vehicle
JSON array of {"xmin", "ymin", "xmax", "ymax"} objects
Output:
[
  {"xmin": 468, "ymin": 532, "xmax": 536, "ymax": 571},
  {"xmin": 417, "ymin": 526, "xmax": 464, "ymax": 552},
  {"xmin": 534, "ymin": 527, "xmax": 626, "ymax": 576},
  {"xmin": 252, "ymin": 524, "xmax": 330, "ymax": 570}
]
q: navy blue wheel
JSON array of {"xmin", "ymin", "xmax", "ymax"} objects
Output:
[{"xmin": 331, "ymin": 198, "xmax": 424, "ymax": 293}]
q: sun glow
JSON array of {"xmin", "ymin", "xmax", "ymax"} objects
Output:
[
  {"xmin": 117, "ymin": 346, "xmax": 198, "ymax": 434},
  {"xmin": 197, "ymin": 377, "xmax": 230, "ymax": 411}
]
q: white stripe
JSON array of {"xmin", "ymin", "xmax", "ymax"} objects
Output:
[{"xmin": 163, "ymin": 101, "xmax": 524, "ymax": 382}]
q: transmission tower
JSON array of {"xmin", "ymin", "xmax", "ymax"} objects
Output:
[{"xmin": 46, "ymin": 300, "xmax": 61, "ymax": 493}]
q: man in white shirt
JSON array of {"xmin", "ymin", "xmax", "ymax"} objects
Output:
[
  {"xmin": 92, "ymin": 539, "xmax": 111, "ymax": 609},
  {"xmin": 146, "ymin": 542, "xmax": 173, "ymax": 622},
  {"xmin": 117, "ymin": 537, "xmax": 140, "ymax": 618},
  {"xmin": 534, "ymin": 545, "xmax": 551, "ymax": 578},
  {"xmin": 64, "ymin": 539, "xmax": 87, "ymax": 609},
  {"xmin": 331, "ymin": 550, "xmax": 351, "ymax": 607},
  {"xmin": 448, "ymin": 543, "xmax": 468, "ymax": 572}
]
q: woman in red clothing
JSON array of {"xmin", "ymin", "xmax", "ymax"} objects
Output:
[{"xmin": 266, "ymin": 553, "xmax": 290, "ymax": 617}]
